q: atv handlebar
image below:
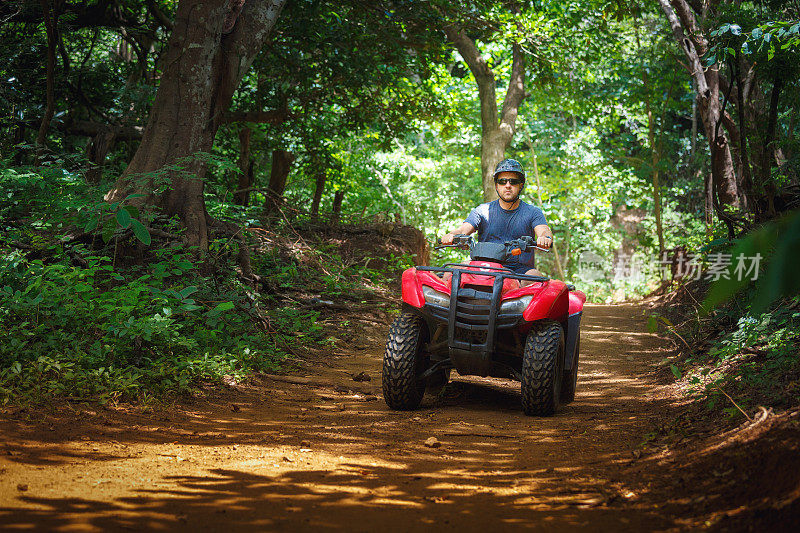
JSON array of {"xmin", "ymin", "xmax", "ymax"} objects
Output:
[
  {"xmin": 434, "ymin": 235, "xmax": 551, "ymax": 253},
  {"xmin": 434, "ymin": 234, "xmax": 473, "ymax": 250}
]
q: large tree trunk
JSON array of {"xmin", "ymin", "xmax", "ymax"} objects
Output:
[
  {"xmin": 445, "ymin": 27, "xmax": 526, "ymax": 202},
  {"xmin": 658, "ymin": 0, "xmax": 740, "ymax": 214},
  {"xmin": 262, "ymin": 149, "xmax": 294, "ymax": 215},
  {"xmin": 105, "ymin": 0, "xmax": 286, "ymax": 249}
]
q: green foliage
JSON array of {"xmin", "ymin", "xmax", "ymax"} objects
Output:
[
  {"xmin": 703, "ymin": 209, "xmax": 800, "ymax": 313},
  {"xmin": 680, "ymin": 302, "xmax": 800, "ymax": 415},
  {"xmin": 0, "ymin": 246, "xmax": 298, "ymax": 404}
]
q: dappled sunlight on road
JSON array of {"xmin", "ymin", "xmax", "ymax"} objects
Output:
[{"xmin": 1, "ymin": 303, "xmax": 686, "ymax": 531}]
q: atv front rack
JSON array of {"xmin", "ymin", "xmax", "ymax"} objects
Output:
[{"xmin": 416, "ymin": 265, "xmax": 549, "ymax": 376}]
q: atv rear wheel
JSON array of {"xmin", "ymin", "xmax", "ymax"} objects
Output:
[
  {"xmin": 382, "ymin": 313, "xmax": 428, "ymax": 410},
  {"xmin": 521, "ymin": 320, "xmax": 564, "ymax": 416},
  {"xmin": 560, "ymin": 336, "xmax": 579, "ymax": 404}
]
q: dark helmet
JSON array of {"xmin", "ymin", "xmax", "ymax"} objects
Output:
[{"xmin": 493, "ymin": 158, "xmax": 526, "ymax": 181}]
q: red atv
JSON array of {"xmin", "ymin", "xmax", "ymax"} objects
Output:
[{"xmin": 382, "ymin": 235, "xmax": 585, "ymax": 416}]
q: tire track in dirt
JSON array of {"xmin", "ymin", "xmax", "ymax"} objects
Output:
[{"xmin": 1, "ymin": 303, "xmax": 688, "ymax": 531}]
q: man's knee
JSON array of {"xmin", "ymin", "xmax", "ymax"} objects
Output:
[{"xmin": 521, "ymin": 268, "xmax": 543, "ymax": 286}]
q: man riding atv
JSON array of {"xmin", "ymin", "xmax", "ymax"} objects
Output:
[
  {"xmin": 441, "ymin": 158, "xmax": 554, "ymax": 281},
  {"xmin": 381, "ymin": 157, "xmax": 584, "ymax": 417}
]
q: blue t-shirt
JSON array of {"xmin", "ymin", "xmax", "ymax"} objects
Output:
[{"xmin": 464, "ymin": 200, "xmax": 548, "ymax": 273}]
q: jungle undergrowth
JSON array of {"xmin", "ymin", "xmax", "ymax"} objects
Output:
[
  {"xmin": 652, "ymin": 277, "xmax": 800, "ymax": 423},
  {"xmin": 0, "ymin": 164, "xmax": 408, "ymax": 405}
]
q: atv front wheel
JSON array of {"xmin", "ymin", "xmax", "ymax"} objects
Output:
[
  {"xmin": 382, "ymin": 313, "xmax": 428, "ymax": 410},
  {"xmin": 521, "ymin": 320, "xmax": 565, "ymax": 416},
  {"xmin": 560, "ymin": 336, "xmax": 579, "ymax": 404},
  {"xmin": 425, "ymin": 367, "xmax": 451, "ymax": 396}
]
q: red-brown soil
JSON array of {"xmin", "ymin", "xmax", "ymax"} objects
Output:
[{"xmin": 1, "ymin": 303, "xmax": 798, "ymax": 531}]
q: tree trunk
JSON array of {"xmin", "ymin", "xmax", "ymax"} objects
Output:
[
  {"xmin": 104, "ymin": 0, "xmax": 286, "ymax": 250},
  {"xmin": 234, "ymin": 126, "xmax": 253, "ymax": 206},
  {"xmin": 311, "ymin": 171, "xmax": 326, "ymax": 223},
  {"xmin": 704, "ymin": 171, "xmax": 714, "ymax": 238},
  {"xmin": 263, "ymin": 149, "xmax": 294, "ymax": 215},
  {"xmin": 36, "ymin": 0, "xmax": 57, "ymax": 157},
  {"xmin": 445, "ymin": 26, "xmax": 526, "ymax": 202},
  {"xmin": 85, "ymin": 126, "xmax": 116, "ymax": 183},
  {"xmin": 658, "ymin": 0, "xmax": 740, "ymax": 214},
  {"xmin": 761, "ymin": 74, "xmax": 784, "ymax": 218},
  {"xmin": 331, "ymin": 189, "xmax": 345, "ymax": 226},
  {"xmin": 690, "ymin": 80, "xmax": 697, "ymax": 157}
]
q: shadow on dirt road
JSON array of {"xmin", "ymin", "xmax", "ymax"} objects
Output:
[{"xmin": 1, "ymin": 304, "xmax": 700, "ymax": 531}]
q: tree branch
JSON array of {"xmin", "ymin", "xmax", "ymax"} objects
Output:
[
  {"xmin": 499, "ymin": 42, "xmax": 525, "ymax": 131},
  {"xmin": 210, "ymin": 0, "xmax": 288, "ymax": 131},
  {"xmin": 146, "ymin": 0, "xmax": 173, "ymax": 31},
  {"xmin": 444, "ymin": 25, "xmax": 498, "ymax": 132},
  {"xmin": 658, "ymin": 0, "xmax": 708, "ymax": 95},
  {"xmin": 671, "ymin": 0, "xmax": 708, "ymax": 56}
]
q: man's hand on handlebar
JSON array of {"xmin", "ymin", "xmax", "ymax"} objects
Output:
[
  {"xmin": 441, "ymin": 233, "xmax": 456, "ymax": 245},
  {"xmin": 537, "ymin": 235, "xmax": 553, "ymax": 249}
]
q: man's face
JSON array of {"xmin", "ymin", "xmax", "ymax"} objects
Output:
[{"xmin": 495, "ymin": 171, "xmax": 524, "ymax": 203}]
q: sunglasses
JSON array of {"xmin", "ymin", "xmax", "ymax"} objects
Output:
[{"xmin": 495, "ymin": 178, "xmax": 523, "ymax": 186}]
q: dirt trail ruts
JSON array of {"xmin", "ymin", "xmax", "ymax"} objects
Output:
[{"xmin": 1, "ymin": 303, "xmax": 688, "ymax": 531}]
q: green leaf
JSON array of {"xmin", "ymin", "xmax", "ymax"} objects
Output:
[
  {"xmin": 102, "ymin": 223, "xmax": 115, "ymax": 243},
  {"xmin": 703, "ymin": 210, "xmax": 800, "ymax": 314},
  {"xmin": 130, "ymin": 219, "xmax": 151, "ymax": 245},
  {"xmin": 84, "ymin": 217, "xmax": 100, "ymax": 232},
  {"xmin": 122, "ymin": 205, "xmax": 139, "ymax": 219},
  {"xmin": 647, "ymin": 315, "xmax": 658, "ymax": 333},
  {"xmin": 179, "ymin": 286, "xmax": 198, "ymax": 299},
  {"xmin": 730, "ymin": 24, "xmax": 741, "ymax": 36},
  {"xmin": 208, "ymin": 301, "xmax": 235, "ymax": 316},
  {"xmin": 670, "ymin": 364, "xmax": 682, "ymax": 379},
  {"xmin": 124, "ymin": 193, "xmax": 145, "ymax": 201},
  {"xmin": 116, "ymin": 208, "xmax": 131, "ymax": 229},
  {"xmin": 751, "ymin": 27, "xmax": 762, "ymax": 40}
]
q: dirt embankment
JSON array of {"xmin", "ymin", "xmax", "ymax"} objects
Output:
[{"xmin": 1, "ymin": 303, "xmax": 798, "ymax": 531}]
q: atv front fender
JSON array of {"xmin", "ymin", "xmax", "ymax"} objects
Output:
[
  {"xmin": 401, "ymin": 267, "xmax": 448, "ymax": 308},
  {"xmin": 522, "ymin": 280, "xmax": 569, "ymax": 322}
]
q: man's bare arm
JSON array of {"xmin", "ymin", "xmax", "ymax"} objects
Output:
[
  {"xmin": 534, "ymin": 224, "xmax": 553, "ymax": 249},
  {"xmin": 441, "ymin": 222, "xmax": 476, "ymax": 244}
]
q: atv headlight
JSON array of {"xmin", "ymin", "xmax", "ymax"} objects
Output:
[
  {"xmin": 500, "ymin": 295, "xmax": 533, "ymax": 314},
  {"xmin": 422, "ymin": 286, "xmax": 450, "ymax": 307}
]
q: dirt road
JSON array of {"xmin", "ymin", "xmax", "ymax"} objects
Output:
[{"xmin": 0, "ymin": 304, "xmax": 704, "ymax": 531}]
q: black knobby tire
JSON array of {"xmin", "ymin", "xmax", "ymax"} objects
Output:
[
  {"xmin": 521, "ymin": 320, "xmax": 565, "ymax": 416},
  {"xmin": 560, "ymin": 336, "xmax": 579, "ymax": 404},
  {"xmin": 382, "ymin": 313, "xmax": 428, "ymax": 410}
]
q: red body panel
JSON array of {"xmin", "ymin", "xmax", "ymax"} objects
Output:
[
  {"xmin": 401, "ymin": 268, "xmax": 425, "ymax": 308},
  {"xmin": 522, "ymin": 280, "xmax": 569, "ymax": 322},
  {"xmin": 401, "ymin": 262, "xmax": 582, "ymax": 324},
  {"xmin": 569, "ymin": 290, "xmax": 587, "ymax": 315}
]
